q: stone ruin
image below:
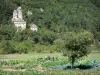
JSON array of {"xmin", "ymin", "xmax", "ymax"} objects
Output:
[{"xmin": 12, "ymin": 6, "xmax": 26, "ymax": 30}]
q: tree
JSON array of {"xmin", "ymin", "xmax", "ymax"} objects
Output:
[
  {"xmin": 90, "ymin": 0, "xmax": 100, "ymax": 8},
  {"xmin": 65, "ymin": 30, "xmax": 93, "ymax": 68},
  {"xmin": 1, "ymin": 40, "xmax": 15, "ymax": 54},
  {"xmin": 0, "ymin": 0, "xmax": 16, "ymax": 24},
  {"xmin": 0, "ymin": 24, "xmax": 16, "ymax": 40}
]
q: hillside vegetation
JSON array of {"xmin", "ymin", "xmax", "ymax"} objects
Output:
[{"xmin": 0, "ymin": 0, "xmax": 100, "ymax": 54}]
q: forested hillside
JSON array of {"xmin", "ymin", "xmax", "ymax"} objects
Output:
[{"xmin": 0, "ymin": 0, "xmax": 100, "ymax": 54}]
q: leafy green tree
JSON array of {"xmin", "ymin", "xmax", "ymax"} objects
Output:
[
  {"xmin": 1, "ymin": 40, "xmax": 15, "ymax": 54},
  {"xmin": 37, "ymin": 29, "xmax": 56, "ymax": 45},
  {"xmin": 53, "ymin": 39, "xmax": 65, "ymax": 52},
  {"xmin": 65, "ymin": 30, "xmax": 93, "ymax": 68},
  {"xmin": 0, "ymin": 0, "xmax": 16, "ymax": 24},
  {"xmin": 13, "ymin": 29, "xmax": 35, "ymax": 42},
  {"xmin": 90, "ymin": 0, "xmax": 100, "ymax": 8},
  {"xmin": 0, "ymin": 24, "xmax": 16, "ymax": 40},
  {"xmin": 15, "ymin": 41, "xmax": 29, "ymax": 54}
]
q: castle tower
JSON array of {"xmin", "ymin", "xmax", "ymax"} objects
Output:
[
  {"xmin": 17, "ymin": 7, "xmax": 23, "ymax": 20},
  {"xmin": 12, "ymin": 6, "xmax": 26, "ymax": 30}
]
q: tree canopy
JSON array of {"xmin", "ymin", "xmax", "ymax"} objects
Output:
[{"xmin": 0, "ymin": 0, "xmax": 99, "ymax": 54}]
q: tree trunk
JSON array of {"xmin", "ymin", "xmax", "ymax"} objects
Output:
[{"xmin": 71, "ymin": 57, "xmax": 75, "ymax": 68}]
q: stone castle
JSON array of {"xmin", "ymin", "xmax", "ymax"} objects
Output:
[
  {"xmin": 12, "ymin": 6, "xmax": 26, "ymax": 30},
  {"xmin": 12, "ymin": 6, "xmax": 38, "ymax": 31}
]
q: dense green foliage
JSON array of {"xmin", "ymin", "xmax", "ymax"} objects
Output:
[
  {"xmin": 0, "ymin": 0, "xmax": 100, "ymax": 54},
  {"xmin": 65, "ymin": 31, "xmax": 93, "ymax": 67}
]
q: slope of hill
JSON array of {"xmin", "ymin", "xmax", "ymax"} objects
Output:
[
  {"xmin": 0, "ymin": 0, "xmax": 100, "ymax": 54},
  {"xmin": 1, "ymin": 0, "xmax": 100, "ymax": 30}
]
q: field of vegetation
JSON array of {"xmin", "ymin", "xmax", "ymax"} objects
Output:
[
  {"xmin": 0, "ymin": 0, "xmax": 100, "ymax": 54},
  {"xmin": 0, "ymin": 53, "xmax": 100, "ymax": 75}
]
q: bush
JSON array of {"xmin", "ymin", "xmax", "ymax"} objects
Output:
[
  {"xmin": 0, "ymin": 41, "xmax": 16, "ymax": 54},
  {"xmin": 0, "ymin": 40, "xmax": 33, "ymax": 54}
]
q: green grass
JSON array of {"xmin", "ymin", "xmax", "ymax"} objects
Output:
[
  {"xmin": 0, "ymin": 52, "xmax": 100, "ymax": 61},
  {"xmin": 0, "ymin": 53, "xmax": 64, "ymax": 61},
  {"xmin": 85, "ymin": 52, "xmax": 100, "ymax": 61}
]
